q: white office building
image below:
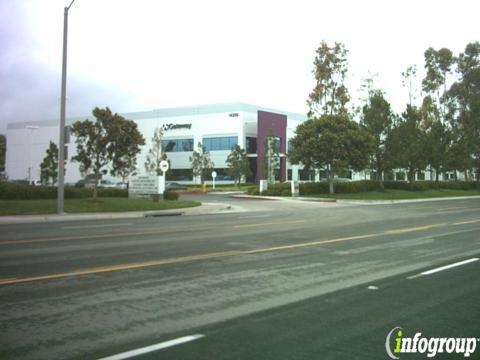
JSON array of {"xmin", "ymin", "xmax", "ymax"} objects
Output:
[{"xmin": 5, "ymin": 102, "xmax": 308, "ymax": 184}]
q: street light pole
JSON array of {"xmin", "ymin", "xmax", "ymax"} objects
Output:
[{"xmin": 57, "ymin": 0, "xmax": 75, "ymax": 214}]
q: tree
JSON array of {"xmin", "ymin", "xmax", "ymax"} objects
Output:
[
  {"xmin": 0, "ymin": 134, "xmax": 5, "ymax": 172},
  {"xmin": 420, "ymin": 96, "xmax": 450, "ymax": 181},
  {"xmin": 386, "ymin": 105, "xmax": 427, "ymax": 186},
  {"xmin": 307, "ymin": 41, "xmax": 350, "ymax": 117},
  {"xmin": 422, "ymin": 47, "xmax": 454, "ymax": 114},
  {"xmin": 402, "ymin": 65, "xmax": 419, "ymax": 107},
  {"xmin": 108, "ymin": 115, "xmax": 145, "ymax": 182},
  {"xmin": 190, "ymin": 142, "xmax": 214, "ymax": 185},
  {"xmin": 144, "ymin": 127, "xmax": 168, "ymax": 175},
  {"xmin": 71, "ymin": 107, "xmax": 145, "ymax": 197},
  {"xmin": 289, "ymin": 114, "xmax": 373, "ymax": 194},
  {"xmin": 40, "ymin": 141, "xmax": 58, "ymax": 185},
  {"xmin": 263, "ymin": 133, "xmax": 280, "ymax": 183},
  {"xmin": 361, "ymin": 90, "xmax": 394, "ymax": 189},
  {"xmin": 226, "ymin": 145, "xmax": 251, "ymax": 186},
  {"xmin": 447, "ymin": 42, "xmax": 480, "ymax": 181}
]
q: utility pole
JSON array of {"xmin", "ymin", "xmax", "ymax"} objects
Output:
[{"xmin": 57, "ymin": 0, "xmax": 75, "ymax": 214}]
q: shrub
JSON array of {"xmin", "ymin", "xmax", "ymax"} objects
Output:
[
  {"xmin": 299, "ymin": 182, "xmax": 329, "ymax": 195},
  {"xmin": 247, "ymin": 186, "xmax": 258, "ymax": 195},
  {"xmin": 261, "ymin": 182, "xmax": 290, "ymax": 196},
  {"xmin": 163, "ymin": 190, "xmax": 179, "ymax": 200},
  {"xmin": 281, "ymin": 189, "xmax": 291, "ymax": 196},
  {"xmin": 0, "ymin": 181, "xmax": 127, "ymax": 200},
  {"xmin": 334, "ymin": 180, "xmax": 380, "ymax": 193},
  {"xmin": 383, "ymin": 181, "xmax": 411, "ymax": 191}
]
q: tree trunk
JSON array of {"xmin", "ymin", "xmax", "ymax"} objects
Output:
[
  {"xmin": 435, "ymin": 168, "xmax": 439, "ymax": 182},
  {"xmin": 93, "ymin": 171, "xmax": 99, "ymax": 199},
  {"xmin": 379, "ymin": 171, "xmax": 384, "ymax": 191},
  {"xmin": 328, "ymin": 164, "xmax": 334, "ymax": 194},
  {"xmin": 408, "ymin": 167, "xmax": 415, "ymax": 190}
]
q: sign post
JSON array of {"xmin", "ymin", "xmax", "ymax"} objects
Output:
[
  {"xmin": 291, "ymin": 180, "xmax": 299, "ymax": 197},
  {"xmin": 159, "ymin": 160, "xmax": 169, "ymax": 195},
  {"xmin": 211, "ymin": 171, "xmax": 217, "ymax": 189}
]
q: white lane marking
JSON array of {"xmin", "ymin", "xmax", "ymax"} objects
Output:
[
  {"xmin": 97, "ymin": 334, "xmax": 205, "ymax": 360},
  {"xmin": 421, "ymin": 258, "xmax": 479, "ymax": 275},
  {"xmin": 407, "ymin": 258, "xmax": 479, "ymax": 279},
  {"xmin": 62, "ymin": 223, "xmax": 133, "ymax": 230}
]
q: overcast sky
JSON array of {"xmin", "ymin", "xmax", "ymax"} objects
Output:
[{"xmin": 0, "ymin": 0, "xmax": 478, "ymax": 133}]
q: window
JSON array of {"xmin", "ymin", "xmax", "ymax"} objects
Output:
[
  {"xmin": 203, "ymin": 136, "xmax": 237, "ymax": 151},
  {"xmin": 161, "ymin": 138, "xmax": 194, "ymax": 152},
  {"xmin": 166, "ymin": 169, "xmax": 192, "ymax": 181},
  {"xmin": 299, "ymin": 169, "xmax": 315, "ymax": 181},
  {"xmin": 246, "ymin": 137, "xmax": 257, "ymax": 154}
]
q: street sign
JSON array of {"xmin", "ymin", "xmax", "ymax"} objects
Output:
[
  {"xmin": 160, "ymin": 160, "xmax": 169, "ymax": 173},
  {"xmin": 211, "ymin": 171, "xmax": 217, "ymax": 189},
  {"xmin": 129, "ymin": 175, "xmax": 158, "ymax": 195}
]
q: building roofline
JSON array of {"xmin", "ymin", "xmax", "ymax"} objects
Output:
[{"xmin": 6, "ymin": 102, "xmax": 307, "ymax": 130}]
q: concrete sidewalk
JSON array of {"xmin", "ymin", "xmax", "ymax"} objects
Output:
[
  {"xmin": 0, "ymin": 202, "xmax": 234, "ymax": 225},
  {"xmin": 232, "ymin": 193, "xmax": 480, "ymax": 204}
]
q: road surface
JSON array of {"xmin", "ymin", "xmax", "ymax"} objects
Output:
[{"xmin": 0, "ymin": 195, "xmax": 479, "ymax": 359}]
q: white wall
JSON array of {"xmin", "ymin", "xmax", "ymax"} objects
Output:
[{"xmin": 5, "ymin": 110, "xmax": 249, "ymax": 183}]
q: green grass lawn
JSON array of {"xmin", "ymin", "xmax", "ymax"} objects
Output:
[
  {"xmin": 307, "ymin": 189, "xmax": 480, "ymax": 200},
  {"xmin": 0, "ymin": 197, "xmax": 201, "ymax": 216}
]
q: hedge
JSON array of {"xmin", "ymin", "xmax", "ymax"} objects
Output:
[
  {"xmin": 0, "ymin": 181, "xmax": 127, "ymax": 200},
  {"xmin": 245, "ymin": 180, "xmax": 480, "ymax": 196},
  {"xmin": 163, "ymin": 190, "xmax": 179, "ymax": 200}
]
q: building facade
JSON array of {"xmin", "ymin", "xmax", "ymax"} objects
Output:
[
  {"xmin": 5, "ymin": 103, "xmax": 307, "ymax": 184},
  {"xmin": 5, "ymin": 102, "xmax": 465, "ymax": 185}
]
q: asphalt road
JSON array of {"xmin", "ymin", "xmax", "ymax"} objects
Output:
[{"xmin": 0, "ymin": 195, "xmax": 479, "ymax": 359}]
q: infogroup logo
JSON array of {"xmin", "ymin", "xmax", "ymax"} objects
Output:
[{"xmin": 385, "ymin": 327, "xmax": 479, "ymax": 359}]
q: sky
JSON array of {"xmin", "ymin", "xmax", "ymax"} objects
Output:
[{"xmin": 0, "ymin": 0, "xmax": 479, "ymax": 133}]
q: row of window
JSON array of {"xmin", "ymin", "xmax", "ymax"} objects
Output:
[
  {"xmin": 161, "ymin": 139, "xmax": 194, "ymax": 152},
  {"xmin": 202, "ymin": 136, "xmax": 238, "ymax": 151},
  {"xmin": 161, "ymin": 136, "xmax": 239, "ymax": 152}
]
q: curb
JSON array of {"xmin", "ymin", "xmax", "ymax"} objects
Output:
[
  {"xmin": 335, "ymin": 195, "xmax": 480, "ymax": 205},
  {"xmin": 230, "ymin": 195, "xmax": 279, "ymax": 201},
  {"xmin": 144, "ymin": 212, "xmax": 184, "ymax": 218},
  {"xmin": 0, "ymin": 203, "xmax": 233, "ymax": 225}
]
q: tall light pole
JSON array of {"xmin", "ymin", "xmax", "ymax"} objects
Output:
[{"xmin": 57, "ymin": 0, "xmax": 75, "ymax": 214}]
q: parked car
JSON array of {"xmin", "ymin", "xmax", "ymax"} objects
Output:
[
  {"xmin": 116, "ymin": 182, "xmax": 128, "ymax": 189},
  {"xmin": 166, "ymin": 182, "xmax": 188, "ymax": 190},
  {"xmin": 99, "ymin": 180, "xmax": 117, "ymax": 188}
]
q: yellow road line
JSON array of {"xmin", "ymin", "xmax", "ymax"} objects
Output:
[
  {"xmin": 233, "ymin": 220, "xmax": 307, "ymax": 229},
  {"xmin": 0, "ymin": 219, "xmax": 478, "ymax": 286},
  {"xmin": 0, "ymin": 229, "xmax": 185, "ymax": 246},
  {"xmin": 0, "ymin": 250, "xmax": 245, "ymax": 285},
  {"xmin": 438, "ymin": 206, "xmax": 471, "ymax": 211},
  {"xmin": 0, "ymin": 220, "xmax": 308, "ymax": 246},
  {"xmin": 384, "ymin": 224, "xmax": 446, "ymax": 235}
]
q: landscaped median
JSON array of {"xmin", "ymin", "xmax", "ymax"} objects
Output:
[
  {"xmin": 0, "ymin": 182, "xmax": 200, "ymax": 216},
  {"xmin": 246, "ymin": 180, "xmax": 480, "ymax": 200},
  {"xmin": 0, "ymin": 198, "xmax": 201, "ymax": 216}
]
